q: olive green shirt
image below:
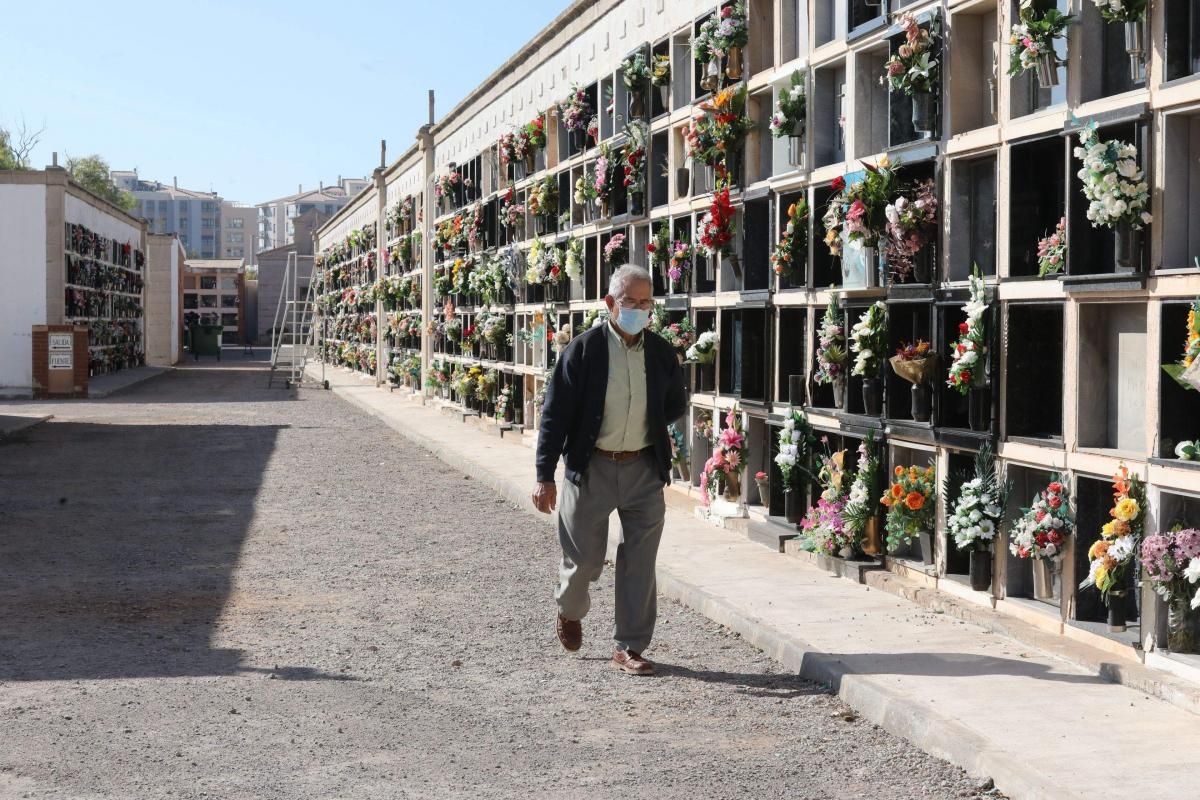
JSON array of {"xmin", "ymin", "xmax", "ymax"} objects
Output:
[{"xmin": 595, "ymin": 319, "xmax": 651, "ymax": 452}]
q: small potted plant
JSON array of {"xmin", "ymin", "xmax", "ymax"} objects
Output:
[
  {"xmin": 754, "ymin": 471, "xmax": 770, "ymax": 508},
  {"xmin": 888, "ymin": 339, "xmax": 937, "ymax": 422}
]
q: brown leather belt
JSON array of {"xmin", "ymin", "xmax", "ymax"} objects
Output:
[{"xmin": 594, "ymin": 446, "xmax": 651, "ymax": 462}]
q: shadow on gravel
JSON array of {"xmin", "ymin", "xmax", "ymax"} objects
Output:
[
  {"xmin": 653, "ymin": 662, "xmax": 830, "ymax": 698},
  {"xmin": 95, "ymin": 361, "xmax": 306, "ymax": 404},
  {"xmin": 0, "ymin": 417, "xmax": 311, "ymax": 681}
]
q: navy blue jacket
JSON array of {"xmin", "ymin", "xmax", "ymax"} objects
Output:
[{"xmin": 536, "ymin": 323, "xmax": 687, "ymax": 486}]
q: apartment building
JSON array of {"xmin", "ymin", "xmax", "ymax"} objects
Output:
[
  {"xmin": 183, "ymin": 258, "xmax": 246, "ymax": 346},
  {"xmin": 112, "ymin": 171, "xmax": 223, "ymax": 259},
  {"xmin": 256, "ymin": 177, "xmax": 370, "ymax": 252},
  {"xmin": 219, "ymin": 202, "xmax": 258, "ymax": 265}
]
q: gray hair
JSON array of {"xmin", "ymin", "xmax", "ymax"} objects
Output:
[{"xmin": 608, "ymin": 263, "xmax": 652, "ymax": 298}]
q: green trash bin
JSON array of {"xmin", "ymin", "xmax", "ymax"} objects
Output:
[{"xmin": 189, "ymin": 324, "xmax": 223, "ymax": 361}]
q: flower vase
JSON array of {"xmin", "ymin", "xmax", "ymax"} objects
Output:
[
  {"xmin": 676, "ymin": 166, "xmax": 691, "ymax": 198},
  {"xmin": 629, "ymin": 91, "xmax": 646, "ymax": 120},
  {"xmin": 918, "ymin": 531, "xmax": 935, "ymax": 566},
  {"xmin": 657, "ymin": 83, "xmax": 669, "ymax": 109},
  {"xmin": 702, "ymin": 60, "xmax": 720, "ymax": 91},
  {"xmin": 725, "ymin": 46, "xmax": 743, "ymax": 80},
  {"xmin": 1035, "ymin": 53, "xmax": 1059, "ymax": 89},
  {"xmin": 723, "ymin": 471, "xmax": 742, "ymax": 503},
  {"xmin": 1167, "ymin": 595, "xmax": 1200, "ymax": 653},
  {"xmin": 703, "ymin": 255, "xmax": 716, "ymax": 282},
  {"xmin": 600, "ymin": 198, "xmax": 610, "ymax": 220},
  {"xmin": 1114, "ymin": 221, "xmax": 1143, "ymax": 273},
  {"xmin": 755, "ymin": 477, "xmax": 770, "ymax": 509},
  {"xmin": 524, "ymin": 153, "xmax": 536, "ymax": 176},
  {"xmin": 862, "ymin": 378, "xmax": 882, "ymax": 416},
  {"xmin": 727, "ymin": 252, "xmax": 742, "ymax": 279},
  {"xmin": 832, "ymin": 378, "xmax": 846, "ymax": 410},
  {"xmin": 784, "ymin": 489, "xmax": 801, "ymax": 524},
  {"xmin": 1124, "ymin": 19, "xmax": 1145, "ymax": 82},
  {"xmin": 1107, "ymin": 590, "xmax": 1128, "ymax": 633},
  {"xmin": 969, "ymin": 550, "xmax": 992, "ymax": 592},
  {"xmin": 911, "ymin": 92, "xmax": 935, "ymax": 134},
  {"xmin": 911, "ymin": 383, "xmax": 931, "ymax": 422},
  {"xmin": 787, "ymin": 135, "xmax": 804, "ymax": 169},
  {"xmin": 862, "ymin": 246, "xmax": 879, "ymax": 288},
  {"xmin": 630, "ymin": 192, "xmax": 645, "ymax": 216},
  {"xmin": 1032, "ymin": 558, "xmax": 1058, "ymax": 601},
  {"xmin": 572, "ymin": 128, "xmax": 587, "ymax": 151},
  {"xmin": 861, "ymin": 516, "xmax": 882, "ymax": 557},
  {"xmin": 968, "ymin": 387, "xmax": 991, "ymax": 432}
]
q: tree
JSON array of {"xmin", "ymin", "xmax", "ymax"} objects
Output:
[
  {"xmin": 0, "ymin": 121, "xmax": 43, "ymax": 170},
  {"xmin": 66, "ymin": 154, "xmax": 135, "ymax": 211}
]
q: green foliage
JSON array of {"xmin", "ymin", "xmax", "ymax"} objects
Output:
[{"xmin": 66, "ymin": 154, "xmax": 135, "ymax": 212}]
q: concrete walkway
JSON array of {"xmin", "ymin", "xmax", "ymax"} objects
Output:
[{"xmin": 311, "ymin": 364, "xmax": 1200, "ymax": 800}]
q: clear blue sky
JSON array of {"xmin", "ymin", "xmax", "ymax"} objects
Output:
[{"xmin": 1, "ymin": 0, "xmax": 568, "ymax": 204}]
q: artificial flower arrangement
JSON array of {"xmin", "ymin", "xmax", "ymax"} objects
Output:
[
  {"xmin": 622, "ymin": 52, "xmax": 650, "ymax": 93},
  {"xmin": 774, "ymin": 409, "xmax": 818, "ymax": 495},
  {"xmin": 582, "ymin": 307, "xmax": 609, "ymax": 331},
  {"xmin": 648, "ymin": 221, "xmax": 672, "ymax": 274},
  {"xmin": 881, "ymin": 463, "xmax": 937, "ymax": 552},
  {"xmin": 497, "ymin": 130, "xmax": 528, "ymax": 169},
  {"xmin": 1091, "ymin": 0, "xmax": 1147, "ymax": 23},
  {"xmin": 479, "ymin": 310, "xmax": 509, "ymax": 349},
  {"xmin": 425, "ymin": 359, "xmax": 450, "ymax": 392},
  {"xmin": 623, "ymin": 121, "xmax": 649, "ymax": 194},
  {"xmin": 668, "ymin": 422, "xmax": 690, "ymax": 479},
  {"xmin": 692, "ymin": 14, "xmax": 719, "ymax": 68},
  {"xmin": 1141, "ymin": 527, "xmax": 1200, "ymax": 649},
  {"xmin": 769, "ymin": 70, "xmax": 807, "ymax": 138},
  {"xmin": 500, "ymin": 186, "xmax": 525, "ymax": 230},
  {"xmin": 564, "ymin": 236, "xmax": 584, "ymax": 282},
  {"xmin": 604, "ymin": 232, "xmax": 628, "ymax": 265},
  {"xmin": 574, "ymin": 172, "xmax": 598, "ymax": 211},
  {"xmin": 524, "ymin": 114, "xmax": 547, "ymax": 153},
  {"xmin": 594, "ymin": 144, "xmax": 614, "ymax": 212},
  {"xmin": 560, "ymin": 84, "xmax": 593, "ymax": 134},
  {"xmin": 1080, "ymin": 465, "xmax": 1146, "ymax": 602},
  {"xmin": 821, "ymin": 177, "xmax": 848, "ymax": 257},
  {"xmin": 452, "ymin": 366, "xmax": 476, "ymax": 399},
  {"xmin": 841, "ymin": 431, "xmax": 880, "ymax": 545},
  {"xmin": 699, "ymin": 405, "xmax": 747, "ymax": 507},
  {"xmin": 946, "ymin": 443, "xmax": 1009, "ymax": 553},
  {"xmin": 1074, "ymin": 121, "xmax": 1152, "ymax": 231},
  {"xmin": 770, "ymin": 199, "xmax": 809, "ymax": 279},
  {"xmin": 475, "ymin": 368, "xmax": 497, "ymax": 403},
  {"xmin": 495, "ymin": 384, "xmax": 514, "ymax": 422},
  {"xmin": 888, "ymin": 339, "xmax": 937, "ymax": 388},
  {"xmin": 813, "ymin": 291, "xmax": 847, "ymax": 389},
  {"xmin": 694, "ymin": 410, "xmax": 714, "ymax": 443},
  {"xmin": 1008, "ymin": 2, "xmax": 1071, "ymax": 78},
  {"xmin": 649, "ymin": 305, "xmax": 696, "ymax": 361},
  {"xmin": 553, "ymin": 323, "xmax": 573, "ymax": 353},
  {"xmin": 849, "ymin": 302, "xmax": 888, "ymax": 378},
  {"xmin": 1009, "ymin": 477, "xmax": 1072, "ymax": 561},
  {"xmin": 947, "ymin": 267, "xmax": 989, "ymax": 394},
  {"xmin": 685, "ymin": 86, "xmax": 752, "ymax": 169},
  {"xmin": 802, "ymin": 494, "xmax": 852, "ymax": 557},
  {"xmin": 712, "ymin": 3, "xmax": 749, "ymax": 56},
  {"xmin": 843, "ymin": 156, "xmax": 899, "ymax": 251},
  {"xmin": 686, "ymin": 330, "xmax": 720, "ymax": 365},
  {"xmin": 698, "ymin": 187, "xmax": 738, "ymax": 263},
  {"xmin": 451, "ymin": 255, "xmax": 474, "ymax": 296},
  {"xmin": 444, "ymin": 316, "xmax": 463, "ymax": 343},
  {"xmin": 668, "ymin": 238, "xmax": 694, "ymax": 291},
  {"xmin": 651, "ymin": 54, "xmax": 671, "ymax": 87},
  {"xmin": 883, "ymin": 178, "xmax": 938, "ymax": 283},
  {"xmin": 434, "ymin": 169, "xmax": 460, "ymax": 203},
  {"xmin": 1162, "ymin": 299, "xmax": 1200, "ymax": 395},
  {"xmin": 527, "ymin": 175, "xmax": 558, "ymax": 219},
  {"xmin": 882, "ymin": 14, "xmax": 939, "ymax": 96},
  {"xmin": 1036, "ymin": 217, "xmax": 1067, "ymax": 277}
]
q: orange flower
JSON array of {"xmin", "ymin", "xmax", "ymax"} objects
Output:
[
  {"xmin": 894, "ymin": 466, "xmax": 904, "ymax": 478},
  {"xmin": 904, "ymin": 491, "xmax": 925, "ymax": 511},
  {"xmin": 890, "ymin": 484, "xmax": 904, "ymax": 498}
]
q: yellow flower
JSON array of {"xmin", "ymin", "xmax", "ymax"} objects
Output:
[
  {"xmin": 1094, "ymin": 564, "xmax": 1110, "ymax": 590},
  {"xmin": 1101, "ymin": 520, "xmax": 1117, "ymax": 538},
  {"xmin": 1088, "ymin": 540, "xmax": 1110, "ymax": 560},
  {"xmin": 878, "ymin": 154, "xmax": 891, "ymax": 168},
  {"xmin": 1111, "ymin": 497, "xmax": 1140, "ymax": 523}
]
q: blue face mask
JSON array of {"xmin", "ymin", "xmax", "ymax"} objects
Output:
[{"xmin": 615, "ymin": 306, "xmax": 651, "ymax": 336}]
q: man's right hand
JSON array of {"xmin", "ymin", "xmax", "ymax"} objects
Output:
[{"xmin": 532, "ymin": 481, "xmax": 557, "ymax": 514}]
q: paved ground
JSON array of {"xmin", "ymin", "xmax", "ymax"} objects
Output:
[{"xmin": 0, "ymin": 363, "xmax": 1001, "ymax": 799}]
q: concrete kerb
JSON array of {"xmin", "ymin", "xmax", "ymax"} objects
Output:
[
  {"xmin": 0, "ymin": 414, "xmax": 53, "ymax": 437},
  {"xmin": 318, "ymin": 372, "xmax": 1086, "ymax": 799}
]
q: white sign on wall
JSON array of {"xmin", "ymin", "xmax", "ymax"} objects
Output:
[
  {"xmin": 48, "ymin": 333, "xmax": 72, "ymax": 351},
  {"xmin": 49, "ymin": 352, "xmax": 72, "ymax": 370}
]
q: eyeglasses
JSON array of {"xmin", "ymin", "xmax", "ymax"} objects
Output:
[{"xmin": 614, "ymin": 297, "xmax": 654, "ymax": 311}]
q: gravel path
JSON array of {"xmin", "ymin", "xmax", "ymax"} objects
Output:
[{"xmin": 0, "ymin": 362, "xmax": 1004, "ymax": 799}]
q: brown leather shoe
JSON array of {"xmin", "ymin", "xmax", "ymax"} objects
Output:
[
  {"xmin": 556, "ymin": 615, "xmax": 582, "ymax": 652},
  {"xmin": 612, "ymin": 649, "xmax": 654, "ymax": 676}
]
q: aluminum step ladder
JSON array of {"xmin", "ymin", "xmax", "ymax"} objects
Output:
[{"xmin": 267, "ymin": 251, "xmax": 327, "ymax": 390}]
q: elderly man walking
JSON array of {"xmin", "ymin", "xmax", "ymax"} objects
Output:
[{"xmin": 532, "ymin": 264, "xmax": 687, "ymax": 675}]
